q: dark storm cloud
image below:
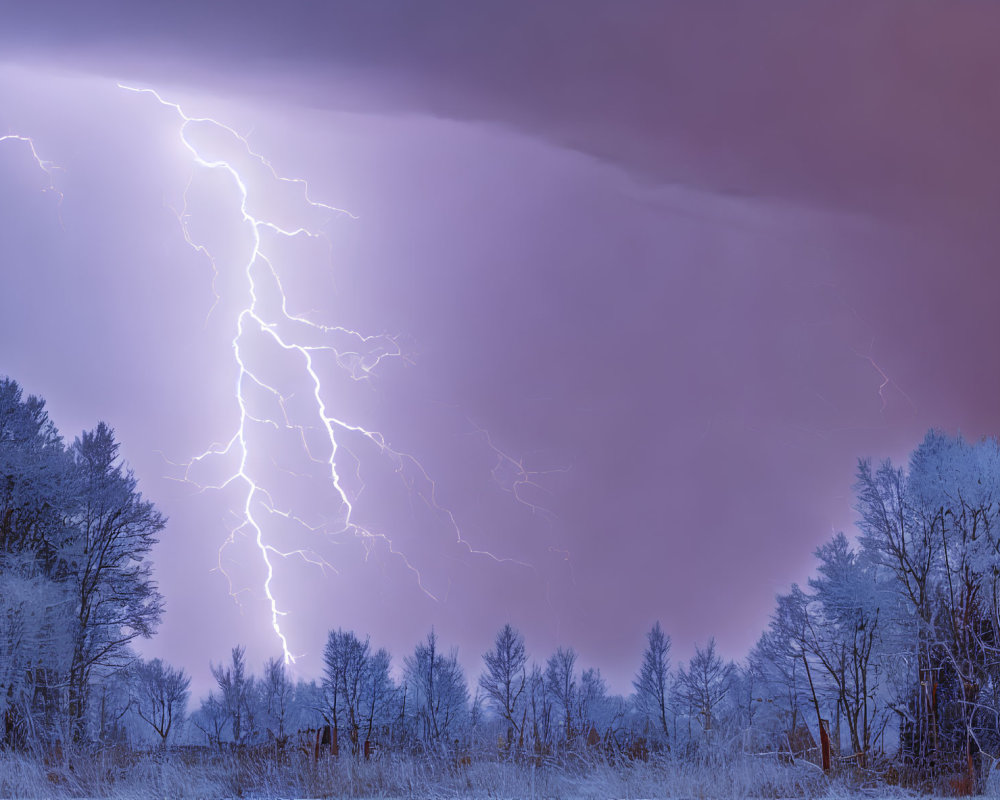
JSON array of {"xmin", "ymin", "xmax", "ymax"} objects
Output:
[{"xmin": 7, "ymin": 1, "xmax": 1000, "ymax": 223}]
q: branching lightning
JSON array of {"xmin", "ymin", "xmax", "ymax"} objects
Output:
[
  {"xmin": 855, "ymin": 339, "xmax": 917, "ymax": 415},
  {"xmin": 119, "ymin": 85, "xmax": 535, "ymax": 662},
  {"xmin": 468, "ymin": 418, "xmax": 568, "ymax": 520},
  {"xmin": 0, "ymin": 134, "xmax": 63, "ymax": 210}
]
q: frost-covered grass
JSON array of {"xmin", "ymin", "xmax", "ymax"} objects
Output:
[
  {"xmin": 0, "ymin": 748, "xmax": 225, "ymax": 799},
  {"xmin": 0, "ymin": 747, "xmax": 991, "ymax": 799}
]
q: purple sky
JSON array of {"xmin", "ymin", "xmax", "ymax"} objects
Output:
[{"xmin": 3, "ymin": 2, "xmax": 1000, "ymax": 697}]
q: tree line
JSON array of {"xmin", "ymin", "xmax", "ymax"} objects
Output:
[
  {"xmin": 2, "ymin": 377, "xmax": 999, "ymax": 788},
  {"xmin": 749, "ymin": 431, "xmax": 1000, "ymax": 783},
  {"xmin": 1, "ymin": 378, "xmax": 164, "ymax": 748}
]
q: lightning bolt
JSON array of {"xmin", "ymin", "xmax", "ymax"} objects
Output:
[
  {"xmin": 855, "ymin": 340, "xmax": 916, "ymax": 415},
  {"xmin": 467, "ymin": 419, "xmax": 569, "ymax": 520},
  {"xmin": 0, "ymin": 133, "xmax": 63, "ymax": 210},
  {"xmin": 119, "ymin": 84, "xmax": 532, "ymax": 662}
]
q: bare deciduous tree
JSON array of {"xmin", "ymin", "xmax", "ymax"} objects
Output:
[
  {"xmin": 131, "ymin": 658, "xmax": 190, "ymax": 748},
  {"xmin": 404, "ymin": 629, "xmax": 468, "ymax": 748},
  {"xmin": 261, "ymin": 656, "xmax": 293, "ymax": 751},
  {"xmin": 545, "ymin": 646, "xmax": 577, "ymax": 744},
  {"xmin": 634, "ymin": 621, "xmax": 672, "ymax": 745},
  {"xmin": 676, "ymin": 638, "xmax": 734, "ymax": 737},
  {"xmin": 67, "ymin": 423, "xmax": 166, "ymax": 740},
  {"xmin": 480, "ymin": 623, "xmax": 527, "ymax": 749},
  {"xmin": 211, "ymin": 645, "xmax": 257, "ymax": 746}
]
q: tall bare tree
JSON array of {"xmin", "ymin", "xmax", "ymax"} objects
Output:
[
  {"xmin": 676, "ymin": 638, "xmax": 734, "ymax": 737},
  {"xmin": 634, "ymin": 621, "xmax": 672, "ymax": 745},
  {"xmin": 404, "ymin": 629, "xmax": 468, "ymax": 748},
  {"xmin": 67, "ymin": 423, "xmax": 165, "ymax": 741},
  {"xmin": 480, "ymin": 623, "xmax": 527, "ymax": 749},
  {"xmin": 545, "ymin": 646, "xmax": 577, "ymax": 744},
  {"xmin": 323, "ymin": 629, "xmax": 372, "ymax": 753},
  {"xmin": 261, "ymin": 656, "xmax": 293, "ymax": 751},
  {"xmin": 211, "ymin": 645, "xmax": 257, "ymax": 745}
]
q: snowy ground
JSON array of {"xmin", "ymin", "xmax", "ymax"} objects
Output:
[{"xmin": 3, "ymin": 750, "xmax": 994, "ymax": 800}]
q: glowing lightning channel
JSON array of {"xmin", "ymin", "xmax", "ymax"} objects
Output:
[{"xmin": 120, "ymin": 84, "xmax": 529, "ymax": 662}]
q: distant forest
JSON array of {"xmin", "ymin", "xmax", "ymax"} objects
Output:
[{"xmin": 2, "ymin": 376, "xmax": 999, "ymax": 796}]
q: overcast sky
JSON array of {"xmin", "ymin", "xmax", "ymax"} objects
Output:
[{"xmin": 3, "ymin": 1, "xmax": 1000, "ymax": 696}]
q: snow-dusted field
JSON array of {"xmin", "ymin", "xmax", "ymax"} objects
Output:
[{"xmin": 3, "ymin": 750, "xmax": 993, "ymax": 800}]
